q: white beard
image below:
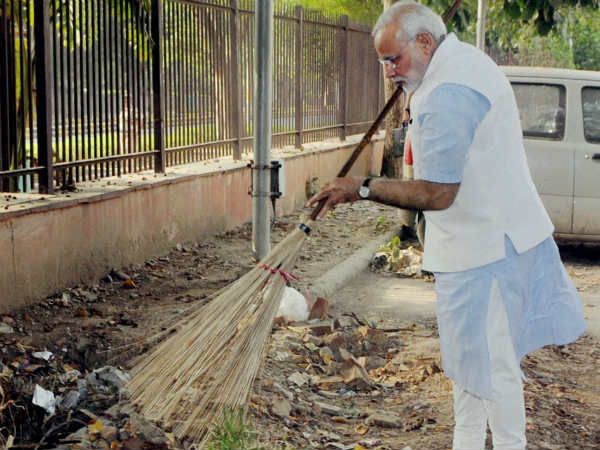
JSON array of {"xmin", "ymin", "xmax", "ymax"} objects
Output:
[{"xmin": 392, "ymin": 45, "xmax": 425, "ymax": 93}]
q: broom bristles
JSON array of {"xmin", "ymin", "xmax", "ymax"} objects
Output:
[{"xmin": 127, "ymin": 223, "xmax": 311, "ymax": 446}]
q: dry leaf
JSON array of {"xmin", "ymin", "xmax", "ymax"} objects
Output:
[
  {"xmin": 89, "ymin": 419, "xmax": 104, "ymax": 436},
  {"xmin": 122, "ymin": 279, "xmax": 137, "ymax": 289},
  {"xmin": 355, "ymin": 424, "xmax": 369, "ymax": 435}
]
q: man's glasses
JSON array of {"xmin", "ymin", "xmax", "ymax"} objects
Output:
[{"xmin": 378, "ymin": 54, "xmax": 402, "ymax": 69}]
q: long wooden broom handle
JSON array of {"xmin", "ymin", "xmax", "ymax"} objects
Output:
[{"xmin": 310, "ymin": 85, "xmax": 404, "ymax": 221}]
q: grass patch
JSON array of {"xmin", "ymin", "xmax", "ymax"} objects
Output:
[{"xmin": 205, "ymin": 407, "xmax": 258, "ymax": 450}]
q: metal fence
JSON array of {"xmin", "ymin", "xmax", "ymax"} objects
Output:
[{"xmin": 0, "ymin": 0, "xmax": 382, "ymax": 194}]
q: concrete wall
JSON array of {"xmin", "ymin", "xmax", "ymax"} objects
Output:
[{"xmin": 0, "ymin": 135, "xmax": 383, "ymax": 310}]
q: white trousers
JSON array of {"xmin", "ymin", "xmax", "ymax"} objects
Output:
[{"xmin": 452, "ymin": 279, "xmax": 527, "ymax": 450}]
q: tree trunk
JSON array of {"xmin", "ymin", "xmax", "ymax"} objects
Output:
[{"xmin": 380, "ymin": 0, "xmax": 404, "ymax": 179}]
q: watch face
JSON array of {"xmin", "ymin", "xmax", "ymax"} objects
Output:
[{"xmin": 359, "ymin": 186, "xmax": 369, "ymax": 198}]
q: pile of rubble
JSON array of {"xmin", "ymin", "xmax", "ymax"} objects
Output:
[
  {"xmin": 0, "ymin": 337, "xmax": 171, "ymax": 450},
  {"xmin": 250, "ymin": 300, "xmax": 450, "ymax": 450},
  {"xmin": 370, "ymin": 236, "xmax": 430, "ymax": 279}
]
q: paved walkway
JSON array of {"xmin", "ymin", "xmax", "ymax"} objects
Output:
[{"xmin": 330, "ymin": 269, "xmax": 600, "ymax": 338}]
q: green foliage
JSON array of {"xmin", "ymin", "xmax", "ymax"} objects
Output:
[
  {"xmin": 375, "ymin": 215, "xmax": 387, "ymax": 230},
  {"xmin": 282, "ymin": 0, "xmax": 382, "ymax": 25},
  {"xmin": 205, "ymin": 407, "xmax": 258, "ymax": 450},
  {"xmin": 569, "ymin": 7, "xmax": 600, "ymax": 70},
  {"xmin": 500, "ymin": 0, "xmax": 598, "ymax": 35}
]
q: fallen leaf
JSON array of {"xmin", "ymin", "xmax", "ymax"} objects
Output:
[
  {"xmin": 89, "ymin": 419, "xmax": 104, "ymax": 435},
  {"xmin": 354, "ymin": 424, "xmax": 368, "ymax": 435},
  {"xmin": 122, "ymin": 279, "xmax": 137, "ymax": 289},
  {"xmin": 332, "ymin": 416, "xmax": 349, "ymax": 424}
]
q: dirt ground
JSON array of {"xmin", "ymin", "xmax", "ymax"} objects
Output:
[{"xmin": 2, "ymin": 201, "xmax": 599, "ymax": 449}]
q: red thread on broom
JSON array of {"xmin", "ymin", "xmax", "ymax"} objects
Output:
[{"xmin": 261, "ymin": 264, "xmax": 299, "ymax": 283}]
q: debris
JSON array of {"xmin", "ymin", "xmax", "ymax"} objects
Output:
[
  {"xmin": 308, "ymin": 297, "xmax": 329, "ymax": 320},
  {"xmin": 323, "ymin": 332, "xmax": 345, "ymax": 350},
  {"xmin": 308, "ymin": 320, "xmax": 334, "ymax": 336},
  {"xmin": 111, "ymin": 270, "xmax": 131, "ymax": 281},
  {"xmin": 365, "ymin": 413, "xmax": 402, "ymax": 428},
  {"xmin": 277, "ymin": 287, "xmax": 310, "ymax": 322},
  {"xmin": 32, "ymin": 351, "xmax": 53, "ymax": 361},
  {"xmin": 32, "ymin": 384, "xmax": 57, "ymax": 414},
  {"xmin": 122, "ymin": 279, "xmax": 137, "ymax": 289},
  {"xmin": 288, "ymin": 371, "xmax": 310, "ymax": 387},
  {"xmin": 0, "ymin": 323, "xmax": 14, "ymax": 334},
  {"xmin": 316, "ymin": 402, "xmax": 343, "ymax": 416},
  {"xmin": 271, "ymin": 396, "xmax": 292, "ymax": 418}
]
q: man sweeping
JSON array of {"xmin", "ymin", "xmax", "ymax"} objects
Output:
[{"xmin": 308, "ymin": 2, "xmax": 586, "ymax": 449}]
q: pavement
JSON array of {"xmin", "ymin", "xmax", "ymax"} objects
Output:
[{"xmin": 316, "ymin": 233, "xmax": 600, "ymax": 339}]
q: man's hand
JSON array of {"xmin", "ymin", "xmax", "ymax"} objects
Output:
[
  {"xmin": 308, "ymin": 177, "xmax": 460, "ymax": 219},
  {"xmin": 307, "ymin": 177, "xmax": 363, "ymax": 219}
]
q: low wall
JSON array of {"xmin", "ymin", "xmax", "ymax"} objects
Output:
[{"xmin": 0, "ymin": 134, "xmax": 384, "ymax": 310}]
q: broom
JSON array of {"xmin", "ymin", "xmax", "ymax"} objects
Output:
[{"xmin": 127, "ymin": 85, "xmax": 404, "ymax": 445}]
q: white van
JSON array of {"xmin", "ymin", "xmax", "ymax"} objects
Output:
[
  {"xmin": 413, "ymin": 67, "xmax": 600, "ymax": 245},
  {"xmin": 502, "ymin": 67, "xmax": 600, "ymax": 241}
]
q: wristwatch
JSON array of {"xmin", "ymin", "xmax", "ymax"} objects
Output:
[{"xmin": 358, "ymin": 178, "xmax": 372, "ymax": 199}]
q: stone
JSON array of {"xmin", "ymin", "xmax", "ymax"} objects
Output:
[
  {"xmin": 93, "ymin": 366, "xmax": 130, "ymax": 390},
  {"xmin": 323, "ymin": 332, "xmax": 345, "ymax": 350},
  {"xmin": 80, "ymin": 290, "xmax": 98, "ymax": 302},
  {"xmin": 100, "ymin": 425, "xmax": 119, "ymax": 442},
  {"xmin": 319, "ymin": 347, "xmax": 334, "ymax": 365},
  {"xmin": 271, "ymin": 396, "xmax": 292, "ymax": 418},
  {"xmin": 1, "ymin": 316, "xmax": 16, "ymax": 326},
  {"xmin": 0, "ymin": 324, "xmax": 14, "ymax": 334},
  {"xmin": 111, "ymin": 270, "xmax": 131, "ymax": 281},
  {"xmin": 357, "ymin": 326, "xmax": 388, "ymax": 347},
  {"xmin": 337, "ymin": 315, "xmax": 359, "ymax": 328},
  {"xmin": 315, "ymin": 401, "xmax": 343, "ymax": 416},
  {"xmin": 287, "ymin": 371, "xmax": 310, "ymax": 387},
  {"xmin": 60, "ymin": 390, "xmax": 81, "ymax": 409},
  {"xmin": 302, "ymin": 334, "xmax": 323, "ymax": 347},
  {"xmin": 308, "ymin": 297, "xmax": 329, "ymax": 320},
  {"xmin": 318, "ymin": 390, "xmax": 340, "ymax": 399},
  {"xmin": 337, "ymin": 347, "xmax": 353, "ymax": 362},
  {"xmin": 308, "ymin": 320, "xmax": 334, "ymax": 336},
  {"xmin": 128, "ymin": 412, "xmax": 169, "ymax": 445},
  {"xmin": 365, "ymin": 413, "xmax": 402, "ymax": 428},
  {"xmin": 272, "ymin": 382, "xmax": 294, "ymax": 401},
  {"xmin": 366, "ymin": 355, "xmax": 388, "ymax": 370}
]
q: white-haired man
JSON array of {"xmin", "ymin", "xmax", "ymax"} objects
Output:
[{"xmin": 308, "ymin": 2, "xmax": 586, "ymax": 449}]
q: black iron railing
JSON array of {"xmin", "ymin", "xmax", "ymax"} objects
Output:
[{"xmin": 0, "ymin": 0, "xmax": 383, "ymax": 194}]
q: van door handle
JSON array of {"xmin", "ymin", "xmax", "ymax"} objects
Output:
[{"xmin": 585, "ymin": 153, "xmax": 600, "ymax": 160}]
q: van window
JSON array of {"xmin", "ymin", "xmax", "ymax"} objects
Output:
[
  {"xmin": 582, "ymin": 87, "xmax": 600, "ymax": 144},
  {"xmin": 511, "ymin": 83, "xmax": 566, "ymax": 140}
]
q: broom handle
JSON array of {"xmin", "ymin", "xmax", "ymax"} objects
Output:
[{"xmin": 310, "ymin": 85, "xmax": 404, "ymax": 221}]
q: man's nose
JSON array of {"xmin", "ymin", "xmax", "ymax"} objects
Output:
[{"xmin": 384, "ymin": 65, "xmax": 395, "ymax": 79}]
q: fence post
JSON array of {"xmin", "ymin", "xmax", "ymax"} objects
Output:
[
  {"xmin": 33, "ymin": 0, "xmax": 54, "ymax": 194},
  {"xmin": 294, "ymin": 5, "xmax": 303, "ymax": 149},
  {"xmin": 151, "ymin": 0, "xmax": 166, "ymax": 172},
  {"xmin": 230, "ymin": 0, "xmax": 242, "ymax": 159},
  {"xmin": 339, "ymin": 15, "xmax": 349, "ymax": 141}
]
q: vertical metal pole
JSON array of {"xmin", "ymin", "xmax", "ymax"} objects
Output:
[
  {"xmin": 340, "ymin": 14, "xmax": 349, "ymax": 141},
  {"xmin": 34, "ymin": 0, "xmax": 54, "ymax": 194},
  {"xmin": 294, "ymin": 5, "xmax": 303, "ymax": 149},
  {"xmin": 476, "ymin": 0, "xmax": 487, "ymax": 51},
  {"xmin": 230, "ymin": 0, "xmax": 242, "ymax": 160},
  {"xmin": 252, "ymin": 0, "xmax": 272, "ymax": 260},
  {"xmin": 152, "ymin": 0, "xmax": 165, "ymax": 172}
]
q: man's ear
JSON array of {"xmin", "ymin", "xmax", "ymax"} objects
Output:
[{"xmin": 415, "ymin": 32, "xmax": 436, "ymax": 57}]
